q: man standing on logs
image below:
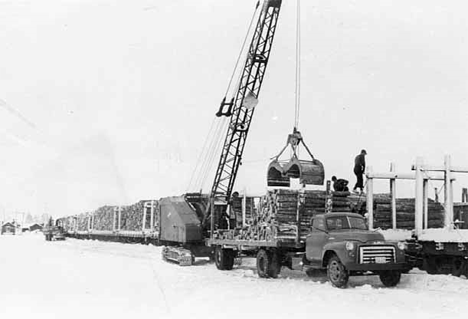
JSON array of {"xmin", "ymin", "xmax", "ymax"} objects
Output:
[
  {"xmin": 332, "ymin": 176, "xmax": 349, "ymax": 192},
  {"xmin": 353, "ymin": 149, "xmax": 367, "ymax": 194}
]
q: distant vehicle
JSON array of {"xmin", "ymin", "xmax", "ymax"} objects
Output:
[
  {"xmin": 43, "ymin": 226, "xmax": 66, "ymax": 241},
  {"xmin": 43, "ymin": 218, "xmax": 66, "ymax": 241}
]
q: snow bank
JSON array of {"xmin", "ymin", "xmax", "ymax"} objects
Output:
[
  {"xmin": 378, "ymin": 229, "xmax": 413, "ymax": 241},
  {"xmin": 1, "ymin": 234, "xmax": 468, "ymax": 319},
  {"xmin": 418, "ymin": 228, "xmax": 468, "ymax": 242}
]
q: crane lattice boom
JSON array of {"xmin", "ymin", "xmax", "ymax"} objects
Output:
[{"xmin": 211, "ymin": 0, "xmax": 282, "ymax": 204}]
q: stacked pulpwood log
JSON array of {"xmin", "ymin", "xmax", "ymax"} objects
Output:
[
  {"xmin": 346, "ymin": 194, "xmax": 445, "ymax": 229},
  {"xmin": 77, "ymin": 213, "xmax": 89, "ymax": 231},
  {"xmin": 232, "ymin": 189, "xmax": 331, "ymax": 242},
  {"xmin": 57, "ymin": 216, "xmax": 72, "ymax": 231},
  {"xmin": 66, "ymin": 216, "xmax": 75, "ymax": 232},
  {"xmin": 120, "ymin": 201, "xmax": 145, "ymax": 231},
  {"xmin": 331, "ymin": 191, "xmax": 353, "ymax": 212},
  {"xmin": 66, "ymin": 200, "xmax": 157, "ymax": 234},
  {"xmin": 373, "ymin": 197, "xmax": 444, "ymax": 229},
  {"xmin": 232, "ymin": 189, "xmax": 446, "ymax": 241},
  {"xmin": 299, "ymin": 190, "xmax": 328, "ymax": 239},
  {"xmin": 92, "ymin": 206, "xmax": 115, "ymax": 231}
]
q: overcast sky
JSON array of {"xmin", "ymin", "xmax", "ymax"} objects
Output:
[{"xmin": 1, "ymin": 0, "xmax": 467, "ymax": 218}]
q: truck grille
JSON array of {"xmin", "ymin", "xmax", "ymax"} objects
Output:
[{"xmin": 359, "ymin": 246, "xmax": 395, "ymax": 264}]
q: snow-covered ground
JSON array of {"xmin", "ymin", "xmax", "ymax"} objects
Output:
[{"xmin": 0, "ymin": 234, "xmax": 466, "ymax": 319}]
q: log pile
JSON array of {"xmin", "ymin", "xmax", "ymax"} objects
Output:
[
  {"xmin": 92, "ymin": 205, "xmax": 116, "ymax": 231},
  {"xmin": 120, "ymin": 201, "xmax": 146, "ymax": 231},
  {"xmin": 299, "ymin": 190, "xmax": 328, "ymax": 239},
  {"xmin": 229, "ymin": 189, "xmax": 446, "ymax": 242},
  {"xmin": 331, "ymin": 191, "xmax": 353, "ymax": 212},
  {"xmin": 68, "ymin": 200, "xmax": 157, "ymax": 233},
  {"xmin": 77, "ymin": 213, "xmax": 89, "ymax": 231},
  {"xmin": 373, "ymin": 197, "xmax": 444, "ymax": 229},
  {"xmin": 57, "ymin": 216, "xmax": 72, "ymax": 231},
  {"xmin": 232, "ymin": 189, "xmax": 330, "ymax": 243},
  {"xmin": 346, "ymin": 194, "xmax": 445, "ymax": 229}
]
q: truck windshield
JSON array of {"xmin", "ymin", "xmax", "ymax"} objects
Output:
[
  {"xmin": 326, "ymin": 216, "xmax": 367, "ymax": 231},
  {"xmin": 348, "ymin": 217, "xmax": 367, "ymax": 230}
]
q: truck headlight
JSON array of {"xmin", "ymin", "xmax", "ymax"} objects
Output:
[
  {"xmin": 397, "ymin": 242, "xmax": 407, "ymax": 250},
  {"xmin": 345, "ymin": 241, "xmax": 355, "ymax": 251}
]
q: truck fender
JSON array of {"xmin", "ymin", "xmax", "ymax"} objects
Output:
[{"xmin": 321, "ymin": 243, "xmax": 349, "ymax": 268}]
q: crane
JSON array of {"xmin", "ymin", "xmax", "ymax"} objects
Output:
[
  {"xmin": 161, "ymin": 0, "xmax": 324, "ymax": 265},
  {"xmin": 207, "ymin": 0, "xmax": 324, "ymax": 236},
  {"xmin": 205, "ymin": 0, "xmax": 283, "ymax": 235}
]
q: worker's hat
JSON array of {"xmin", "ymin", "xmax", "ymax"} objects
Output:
[{"xmin": 361, "ymin": 149, "xmax": 367, "ymax": 155}]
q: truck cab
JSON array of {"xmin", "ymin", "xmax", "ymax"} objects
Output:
[
  {"xmin": 43, "ymin": 218, "xmax": 66, "ymax": 241},
  {"xmin": 304, "ymin": 212, "xmax": 408, "ymax": 287}
]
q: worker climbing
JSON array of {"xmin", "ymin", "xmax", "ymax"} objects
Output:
[{"xmin": 353, "ymin": 149, "xmax": 367, "ymax": 194}]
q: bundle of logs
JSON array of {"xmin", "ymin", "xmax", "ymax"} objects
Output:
[
  {"xmin": 70, "ymin": 200, "xmax": 155, "ymax": 232},
  {"xmin": 229, "ymin": 189, "xmax": 446, "ymax": 242},
  {"xmin": 234, "ymin": 189, "xmax": 331, "ymax": 242},
  {"xmin": 76, "ymin": 213, "xmax": 89, "ymax": 231},
  {"xmin": 349, "ymin": 194, "xmax": 445, "ymax": 230},
  {"xmin": 119, "ymin": 201, "xmax": 146, "ymax": 231},
  {"xmin": 92, "ymin": 205, "xmax": 115, "ymax": 231}
]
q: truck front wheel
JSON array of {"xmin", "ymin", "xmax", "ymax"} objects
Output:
[
  {"xmin": 327, "ymin": 255, "xmax": 349, "ymax": 288},
  {"xmin": 379, "ymin": 270, "xmax": 401, "ymax": 287}
]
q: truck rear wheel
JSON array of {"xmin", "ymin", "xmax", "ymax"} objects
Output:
[
  {"xmin": 423, "ymin": 257, "xmax": 438, "ymax": 274},
  {"xmin": 327, "ymin": 255, "xmax": 349, "ymax": 288},
  {"xmin": 257, "ymin": 249, "xmax": 270, "ymax": 278},
  {"xmin": 268, "ymin": 250, "xmax": 282, "ymax": 278},
  {"xmin": 379, "ymin": 270, "xmax": 401, "ymax": 287},
  {"xmin": 214, "ymin": 246, "xmax": 235, "ymax": 270},
  {"xmin": 256, "ymin": 249, "xmax": 281, "ymax": 278}
]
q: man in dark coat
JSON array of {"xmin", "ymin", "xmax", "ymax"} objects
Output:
[
  {"xmin": 331, "ymin": 176, "xmax": 349, "ymax": 192},
  {"xmin": 353, "ymin": 149, "xmax": 367, "ymax": 193}
]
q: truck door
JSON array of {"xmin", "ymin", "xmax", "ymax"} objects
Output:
[{"xmin": 305, "ymin": 216, "xmax": 329, "ymax": 263}]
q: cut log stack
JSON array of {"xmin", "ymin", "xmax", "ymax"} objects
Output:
[
  {"xmin": 235, "ymin": 189, "xmax": 331, "ymax": 243},
  {"xmin": 346, "ymin": 194, "xmax": 445, "ymax": 229},
  {"xmin": 92, "ymin": 205, "xmax": 116, "ymax": 231},
  {"xmin": 77, "ymin": 213, "xmax": 88, "ymax": 231},
  {"xmin": 331, "ymin": 191, "xmax": 353, "ymax": 213},
  {"xmin": 233, "ymin": 190, "xmax": 446, "ymax": 241},
  {"xmin": 57, "ymin": 217, "xmax": 72, "ymax": 231},
  {"xmin": 373, "ymin": 197, "xmax": 444, "ymax": 229},
  {"xmin": 67, "ymin": 200, "xmax": 157, "ymax": 233},
  {"xmin": 120, "ymin": 201, "xmax": 145, "ymax": 231},
  {"xmin": 299, "ymin": 190, "xmax": 328, "ymax": 240}
]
